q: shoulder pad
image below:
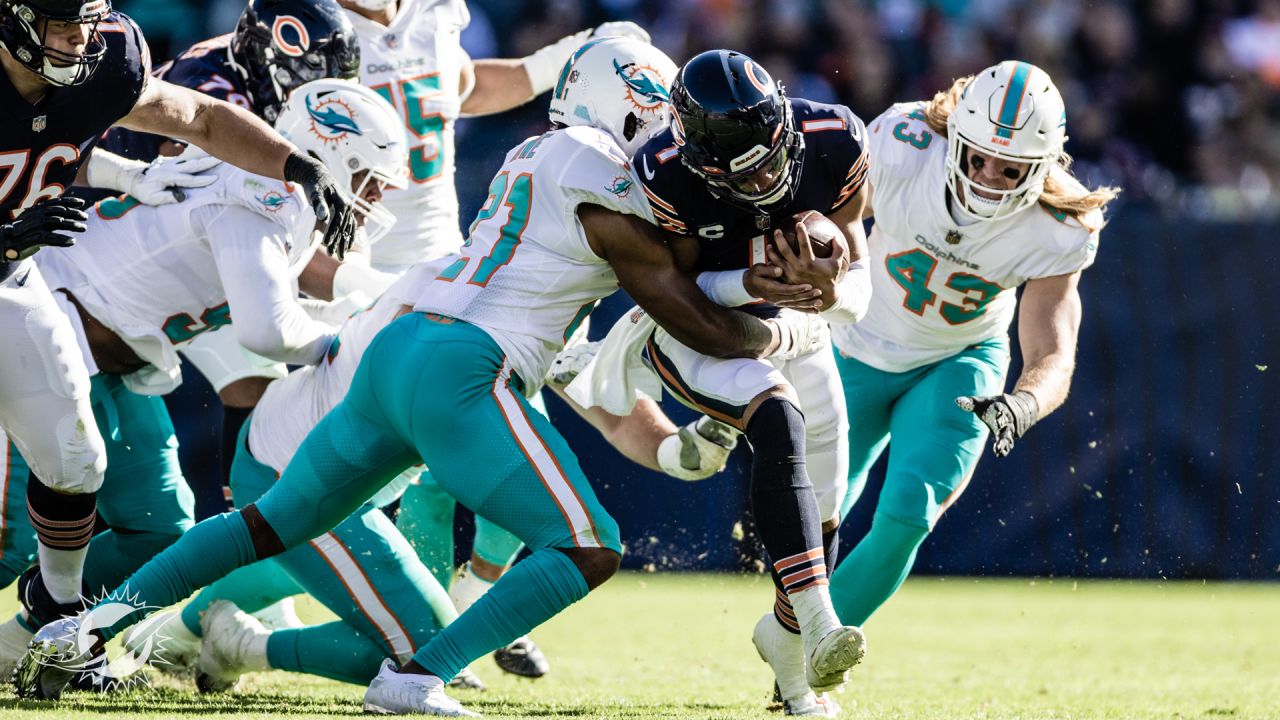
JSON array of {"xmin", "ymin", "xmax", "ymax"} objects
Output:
[
  {"xmin": 93, "ymin": 13, "xmax": 151, "ymax": 118},
  {"xmin": 866, "ymin": 101, "xmax": 939, "ymax": 180},
  {"xmin": 634, "ymin": 130, "xmax": 695, "ymax": 236}
]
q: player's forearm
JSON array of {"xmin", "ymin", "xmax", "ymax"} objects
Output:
[
  {"xmin": 180, "ymin": 101, "xmax": 293, "ymax": 181},
  {"xmin": 462, "ymin": 59, "xmax": 536, "ymax": 116},
  {"xmin": 550, "ymin": 385, "xmax": 669, "ymax": 471},
  {"xmin": 123, "ymin": 83, "xmax": 296, "ymax": 181},
  {"xmin": 1013, "ymin": 353, "xmax": 1074, "ymax": 417}
]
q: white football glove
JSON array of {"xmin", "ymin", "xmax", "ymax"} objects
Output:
[
  {"xmin": 766, "ymin": 309, "xmax": 830, "ymax": 361},
  {"xmin": 87, "ymin": 149, "xmax": 221, "ymax": 205},
  {"xmin": 547, "ymin": 340, "xmax": 601, "ymax": 387},
  {"xmin": 657, "ymin": 416, "xmax": 739, "ymax": 481},
  {"xmin": 522, "ymin": 21, "xmax": 651, "ymax": 95}
]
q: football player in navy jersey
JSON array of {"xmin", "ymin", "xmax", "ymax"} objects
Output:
[
  {"xmin": 0, "ymin": 0, "xmax": 356, "ymax": 636},
  {"xmin": 631, "ymin": 50, "xmax": 873, "ymax": 715}
]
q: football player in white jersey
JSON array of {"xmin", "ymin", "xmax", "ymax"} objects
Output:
[
  {"xmin": 320, "ymin": 0, "xmax": 653, "ymax": 677},
  {"xmin": 114, "ymin": 260, "xmax": 738, "ymax": 692},
  {"xmin": 809, "ymin": 62, "xmax": 1119, "ymax": 678},
  {"xmin": 7, "ymin": 80, "xmax": 404, "ymax": 698},
  {"xmin": 20, "ymin": 38, "xmax": 830, "ymax": 714}
]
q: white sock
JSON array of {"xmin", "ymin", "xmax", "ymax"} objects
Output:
[
  {"xmin": 243, "ymin": 630, "xmax": 271, "ymax": 672},
  {"xmin": 449, "ymin": 563, "xmax": 494, "ymax": 614},
  {"xmin": 37, "ymin": 543, "xmax": 87, "ymax": 604},
  {"xmin": 0, "ymin": 614, "xmax": 35, "ymax": 677},
  {"xmin": 788, "ymin": 584, "xmax": 842, "ymax": 647}
]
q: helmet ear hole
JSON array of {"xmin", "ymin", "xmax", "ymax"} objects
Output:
[{"xmin": 623, "ymin": 112, "xmax": 641, "ymax": 142}]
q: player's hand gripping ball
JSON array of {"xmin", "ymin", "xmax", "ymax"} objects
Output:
[{"xmin": 774, "ymin": 210, "xmax": 843, "ymax": 260}]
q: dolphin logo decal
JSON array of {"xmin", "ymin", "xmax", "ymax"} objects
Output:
[{"xmin": 306, "ymin": 95, "xmax": 363, "ymax": 136}]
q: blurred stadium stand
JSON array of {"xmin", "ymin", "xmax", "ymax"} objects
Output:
[{"xmin": 115, "ymin": 0, "xmax": 1278, "ymax": 578}]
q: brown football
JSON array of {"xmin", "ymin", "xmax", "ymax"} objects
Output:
[{"xmin": 774, "ymin": 210, "xmax": 843, "ymax": 259}]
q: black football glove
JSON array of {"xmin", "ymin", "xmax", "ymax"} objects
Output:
[
  {"xmin": 284, "ymin": 151, "xmax": 357, "ymax": 260},
  {"xmin": 0, "ymin": 196, "xmax": 88, "ymax": 261},
  {"xmin": 955, "ymin": 390, "xmax": 1040, "ymax": 458}
]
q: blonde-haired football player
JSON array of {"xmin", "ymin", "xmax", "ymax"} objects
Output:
[{"xmin": 821, "ymin": 61, "xmax": 1117, "ymax": 664}]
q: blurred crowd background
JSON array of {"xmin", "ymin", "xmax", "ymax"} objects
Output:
[
  {"xmin": 114, "ymin": 0, "xmax": 1280, "ymax": 579},
  {"xmin": 120, "ymin": 0, "xmax": 1280, "ymax": 220}
]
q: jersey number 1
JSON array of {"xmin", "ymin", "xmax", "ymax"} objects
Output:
[{"xmin": 437, "ymin": 171, "xmax": 533, "ymax": 287}]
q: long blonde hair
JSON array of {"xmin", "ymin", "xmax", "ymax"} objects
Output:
[{"xmin": 923, "ymin": 76, "xmax": 1121, "ymax": 233}]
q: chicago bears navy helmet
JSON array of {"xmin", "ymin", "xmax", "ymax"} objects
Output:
[
  {"xmin": 228, "ymin": 0, "xmax": 360, "ymax": 123},
  {"xmin": 670, "ymin": 50, "xmax": 804, "ymax": 211}
]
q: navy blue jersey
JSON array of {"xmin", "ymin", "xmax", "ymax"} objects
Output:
[
  {"xmin": 102, "ymin": 33, "xmax": 250, "ymax": 161},
  {"xmin": 636, "ymin": 98, "xmax": 869, "ymax": 274},
  {"xmin": 0, "ymin": 12, "xmax": 149, "ymax": 220}
]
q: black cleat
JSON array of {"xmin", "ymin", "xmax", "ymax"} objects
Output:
[
  {"xmin": 16, "ymin": 567, "xmax": 84, "ymax": 628},
  {"xmin": 492, "ymin": 636, "xmax": 549, "ymax": 679}
]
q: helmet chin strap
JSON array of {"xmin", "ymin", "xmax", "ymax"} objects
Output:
[{"xmin": 963, "ymin": 185, "xmax": 1003, "ymax": 218}]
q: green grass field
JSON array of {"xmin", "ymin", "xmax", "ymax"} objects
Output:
[{"xmin": 1, "ymin": 573, "xmax": 1276, "ymax": 719}]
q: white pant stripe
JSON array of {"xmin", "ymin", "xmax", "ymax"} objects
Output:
[
  {"xmin": 491, "ymin": 361, "xmax": 598, "ymax": 547},
  {"xmin": 309, "ymin": 532, "xmax": 415, "ymax": 663}
]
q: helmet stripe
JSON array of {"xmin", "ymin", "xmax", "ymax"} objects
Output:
[
  {"xmin": 995, "ymin": 61, "xmax": 1031, "ymax": 139},
  {"xmin": 553, "ymin": 37, "xmax": 609, "ymax": 101}
]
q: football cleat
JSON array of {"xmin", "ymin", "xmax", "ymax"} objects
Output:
[
  {"xmin": 446, "ymin": 667, "xmax": 486, "ymax": 691},
  {"xmin": 805, "ymin": 625, "xmax": 866, "ymax": 694},
  {"xmin": 122, "ymin": 610, "xmax": 200, "ymax": 674},
  {"xmin": 196, "ymin": 600, "xmax": 269, "ymax": 694},
  {"xmin": 16, "ymin": 567, "xmax": 84, "ymax": 629},
  {"xmin": 11, "ymin": 616, "xmax": 91, "ymax": 700},
  {"xmin": 0, "ymin": 613, "xmax": 35, "ymax": 680},
  {"xmin": 752, "ymin": 614, "xmax": 839, "ymax": 716},
  {"xmin": 363, "ymin": 659, "xmax": 480, "ymax": 716},
  {"xmin": 493, "ymin": 636, "xmax": 549, "ymax": 679}
]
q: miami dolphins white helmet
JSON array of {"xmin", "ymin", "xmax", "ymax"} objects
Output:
[
  {"xmin": 547, "ymin": 36, "xmax": 677, "ymax": 158},
  {"xmin": 275, "ymin": 78, "xmax": 408, "ymax": 242},
  {"xmin": 946, "ymin": 60, "xmax": 1066, "ymax": 221}
]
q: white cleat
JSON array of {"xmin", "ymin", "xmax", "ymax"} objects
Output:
[
  {"xmin": 364, "ymin": 659, "xmax": 480, "ymax": 716},
  {"xmin": 196, "ymin": 600, "xmax": 269, "ymax": 694},
  {"xmin": 252, "ymin": 597, "xmax": 305, "ymax": 630},
  {"xmin": 0, "ymin": 613, "xmax": 35, "ymax": 680},
  {"xmin": 11, "ymin": 616, "xmax": 90, "ymax": 700},
  {"xmin": 123, "ymin": 610, "xmax": 200, "ymax": 674},
  {"xmin": 805, "ymin": 624, "xmax": 866, "ymax": 693},
  {"xmin": 752, "ymin": 614, "xmax": 840, "ymax": 717}
]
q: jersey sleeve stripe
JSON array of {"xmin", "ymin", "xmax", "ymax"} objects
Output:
[
  {"xmin": 641, "ymin": 185, "xmax": 678, "ymax": 213},
  {"xmin": 832, "ymin": 153, "xmax": 869, "ymax": 210},
  {"xmin": 801, "ymin": 118, "xmax": 848, "ymax": 133},
  {"xmin": 656, "ymin": 145, "xmax": 679, "ymax": 164},
  {"xmin": 650, "ymin": 207, "xmax": 688, "ymax": 233}
]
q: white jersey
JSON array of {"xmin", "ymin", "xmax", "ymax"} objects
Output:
[
  {"xmin": 250, "ymin": 261, "xmax": 440, "ymax": 474},
  {"xmin": 348, "ymin": 0, "xmax": 469, "ymax": 271},
  {"xmin": 36, "ymin": 160, "xmax": 326, "ymax": 394},
  {"xmin": 832, "ymin": 102, "xmax": 1100, "ymax": 372},
  {"xmin": 413, "ymin": 126, "xmax": 653, "ymax": 388}
]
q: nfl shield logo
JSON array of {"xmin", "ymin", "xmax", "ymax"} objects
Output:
[
  {"xmin": 32, "ymin": 115, "xmax": 46, "ymax": 132},
  {"xmin": 945, "ymin": 229, "xmax": 963, "ymax": 245}
]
